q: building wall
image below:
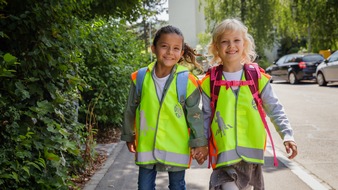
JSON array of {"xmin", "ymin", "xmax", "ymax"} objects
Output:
[{"xmin": 168, "ymin": 0, "xmax": 206, "ymax": 48}]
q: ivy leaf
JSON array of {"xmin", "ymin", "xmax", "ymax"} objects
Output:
[
  {"xmin": 3, "ymin": 53, "xmax": 17, "ymax": 63},
  {"xmin": 0, "ymin": 68, "xmax": 16, "ymax": 77},
  {"xmin": 44, "ymin": 150, "xmax": 60, "ymax": 161},
  {"xmin": 36, "ymin": 100, "xmax": 54, "ymax": 113},
  {"xmin": 15, "ymin": 81, "xmax": 31, "ymax": 100}
]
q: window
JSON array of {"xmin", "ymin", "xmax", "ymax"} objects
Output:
[
  {"xmin": 303, "ymin": 55, "xmax": 324, "ymax": 62},
  {"xmin": 286, "ymin": 55, "xmax": 301, "ymax": 63},
  {"xmin": 276, "ymin": 56, "xmax": 286, "ymax": 65},
  {"xmin": 328, "ymin": 51, "xmax": 338, "ymax": 62}
]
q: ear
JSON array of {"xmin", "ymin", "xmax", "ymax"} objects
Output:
[
  {"xmin": 180, "ymin": 50, "xmax": 184, "ymax": 57},
  {"xmin": 214, "ymin": 44, "xmax": 219, "ymax": 51},
  {"xmin": 151, "ymin": 45, "xmax": 156, "ymax": 54}
]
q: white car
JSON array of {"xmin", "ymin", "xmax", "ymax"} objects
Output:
[{"xmin": 316, "ymin": 51, "xmax": 338, "ymax": 86}]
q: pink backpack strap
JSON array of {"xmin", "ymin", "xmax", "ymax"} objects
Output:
[
  {"xmin": 214, "ymin": 80, "xmax": 253, "ymax": 89},
  {"xmin": 244, "ymin": 63, "xmax": 278, "ymax": 167},
  {"xmin": 208, "ymin": 65, "xmax": 224, "ymax": 168}
]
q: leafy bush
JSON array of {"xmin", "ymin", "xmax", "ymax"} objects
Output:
[
  {"xmin": 0, "ymin": 0, "xmax": 147, "ymax": 189},
  {"xmin": 77, "ymin": 19, "xmax": 148, "ymax": 131}
]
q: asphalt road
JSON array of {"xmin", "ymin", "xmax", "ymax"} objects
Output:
[
  {"xmin": 267, "ymin": 81, "xmax": 338, "ymax": 190},
  {"xmin": 85, "ymin": 81, "xmax": 338, "ymax": 190}
]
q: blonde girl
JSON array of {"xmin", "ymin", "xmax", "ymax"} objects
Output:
[{"xmin": 200, "ymin": 18, "xmax": 298, "ymax": 190}]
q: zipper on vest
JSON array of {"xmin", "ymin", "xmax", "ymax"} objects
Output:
[{"xmin": 235, "ymin": 85, "xmax": 240, "ymax": 157}]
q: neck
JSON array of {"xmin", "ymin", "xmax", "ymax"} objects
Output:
[
  {"xmin": 222, "ymin": 62, "xmax": 243, "ymax": 72},
  {"xmin": 154, "ymin": 63, "xmax": 174, "ymax": 78}
]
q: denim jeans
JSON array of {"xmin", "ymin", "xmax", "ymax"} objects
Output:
[{"xmin": 138, "ymin": 166, "xmax": 186, "ymax": 190}]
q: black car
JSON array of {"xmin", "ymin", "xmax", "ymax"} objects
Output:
[{"xmin": 265, "ymin": 53, "xmax": 324, "ymax": 84}]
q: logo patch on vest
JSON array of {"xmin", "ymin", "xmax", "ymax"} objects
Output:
[
  {"xmin": 215, "ymin": 111, "xmax": 233, "ymax": 137},
  {"xmin": 174, "ymin": 104, "xmax": 183, "ymax": 118}
]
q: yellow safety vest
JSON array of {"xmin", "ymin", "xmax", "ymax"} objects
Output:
[
  {"xmin": 200, "ymin": 71, "xmax": 270, "ymax": 168},
  {"xmin": 132, "ymin": 63, "xmax": 199, "ymax": 168}
]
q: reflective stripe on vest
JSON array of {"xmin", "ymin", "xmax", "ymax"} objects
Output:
[
  {"xmin": 136, "ymin": 149, "xmax": 190, "ymax": 165},
  {"xmin": 216, "ymin": 146, "xmax": 265, "ymax": 167}
]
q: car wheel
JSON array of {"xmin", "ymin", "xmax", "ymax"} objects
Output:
[
  {"xmin": 317, "ymin": 72, "xmax": 327, "ymax": 86},
  {"xmin": 288, "ymin": 72, "xmax": 299, "ymax": 84}
]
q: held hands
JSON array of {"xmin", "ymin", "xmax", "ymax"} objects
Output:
[
  {"xmin": 284, "ymin": 141, "xmax": 298, "ymax": 159},
  {"xmin": 191, "ymin": 146, "xmax": 208, "ymax": 165},
  {"xmin": 126, "ymin": 141, "xmax": 136, "ymax": 153}
]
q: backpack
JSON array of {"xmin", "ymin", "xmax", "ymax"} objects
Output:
[
  {"xmin": 135, "ymin": 67, "xmax": 189, "ymax": 108},
  {"xmin": 208, "ymin": 63, "xmax": 278, "ymax": 168}
]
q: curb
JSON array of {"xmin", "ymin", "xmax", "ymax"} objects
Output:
[{"xmin": 83, "ymin": 141, "xmax": 124, "ymax": 190}]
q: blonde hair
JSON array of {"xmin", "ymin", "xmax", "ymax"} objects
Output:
[{"xmin": 208, "ymin": 18, "xmax": 257, "ymax": 65}]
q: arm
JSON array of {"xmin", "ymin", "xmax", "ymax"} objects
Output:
[
  {"xmin": 121, "ymin": 81, "xmax": 138, "ymax": 152},
  {"xmin": 185, "ymin": 88, "xmax": 208, "ymax": 164},
  {"xmin": 185, "ymin": 88, "xmax": 208, "ymax": 147},
  {"xmin": 191, "ymin": 90, "xmax": 212, "ymax": 165},
  {"xmin": 202, "ymin": 91, "xmax": 211, "ymax": 139},
  {"xmin": 261, "ymin": 82, "xmax": 297, "ymax": 159}
]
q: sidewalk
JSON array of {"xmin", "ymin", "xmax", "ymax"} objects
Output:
[
  {"xmin": 83, "ymin": 142, "xmax": 121, "ymax": 190},
  {"xmin": 83, "ymin": 141, "xmax": 321, "ymax": 190}
]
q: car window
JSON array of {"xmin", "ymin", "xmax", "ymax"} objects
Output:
[
  {"xmin": 286, "ymin": 55, "xmax": 301, "ymax": 63},
  {"xmin": 276, "ymin": 56, "xmax": 286, "ymax": 65},
  {"xmin": 328, "ymin": 52, "xmax": 338, "ymax": 62},
  {"xmin": 303, "ymin": 55, "xmax": 324, "ymax": 62}
]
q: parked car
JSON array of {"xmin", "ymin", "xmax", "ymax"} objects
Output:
[
  {"xmin": 265, "ymin": 53, "xmax": 324, "ymax": 84},
  {"xmin": 316, "ymin": 50, "xmax": 338, "ymax": 86}
]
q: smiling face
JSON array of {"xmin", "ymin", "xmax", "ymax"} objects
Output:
[
  {"xmin": 217, "ymin": 30, "xmax": 245, "ymax": 65},
  {"xmin": 151, "ymin": 33, "xmax": 184, "ymax": 70}
]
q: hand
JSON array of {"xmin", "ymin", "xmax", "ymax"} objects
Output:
[
  {"xmin": 284, "ymin": 141, "xmax": 297, "ymax": 159},
  {"xmin": 191, "ymin": 146, "xmax": 208, "ymax": 165},
  {"xmin": 126, "ymin": 141, "xmax": 136, "ymax": 153}
]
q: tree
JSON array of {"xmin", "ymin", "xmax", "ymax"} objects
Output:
[
  {"xmin": 316, "ymin": 0, "xmax": 338, "ymax": 51},
  {"xmin": 293, "ymin": 0, "xmax": 338, "ymax": 52},
  {"xmin": 89, "ymin": 0, "xmax": 142, "ymax": 21},
  {"xmin": 200, "ymin": 0, "xmax": 279, "ymax": 57},
  {"xmin": 274, "ymin": 0, "xmax": 338, "ymax": 53},
  {"xmin": 201, "ymin": 0, "xmax": 338, "ymax": 57},
  {"xmin": 129, "ymin": 0, "xmax": 168, "ymax": 52}
]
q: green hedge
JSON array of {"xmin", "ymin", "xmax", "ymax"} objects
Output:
[
  {"xmin": 77, "ymin": 19, "xmax": 147, "ymax": 130},
  {"xmin": 0, "ymin": 0, "xmax": 147, "ymax": 189}
]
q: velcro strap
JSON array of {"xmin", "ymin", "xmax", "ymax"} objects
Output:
[{"xmin": 214, "ymin": 80, "xmax": 254, "ymax": 89}]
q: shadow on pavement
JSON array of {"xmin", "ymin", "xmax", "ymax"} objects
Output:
[{"xmin": 263, "ymin": 156, "xmax": 288, "ymax": 173}]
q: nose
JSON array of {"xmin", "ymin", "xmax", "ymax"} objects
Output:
[
  {"xmin": 228, "ymin": 41, "xmax": 235, "ymax": 48},
  {"xmin": 166, "ymin": 47, "xmax": 173, "ymax": 54}
]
